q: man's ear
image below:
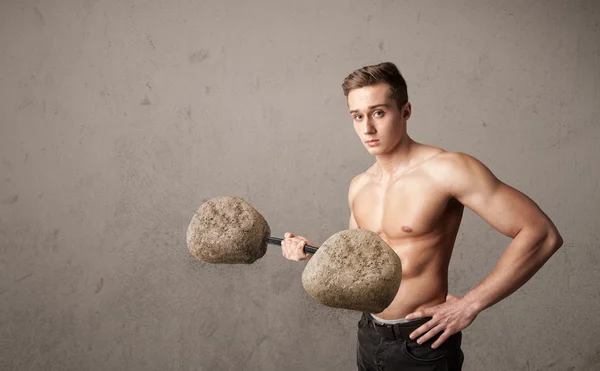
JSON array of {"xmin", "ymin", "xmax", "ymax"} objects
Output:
[{"xmin": 403, "ymin": 102, "xmax": 412, "ymax": 120}]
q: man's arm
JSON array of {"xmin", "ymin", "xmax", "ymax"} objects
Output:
[
  {"xmin": 348, "ymin": 175, "xmax": 361, "ymax": 230},
  {"xmin": 448, "ymin": 152, "xmax": 563, "ymax": 310},
  {"xmin": 406, "ymin": 152, "xmax": 563, "ymax": 347},
  {"xmin": 349, "ymin": 212, "xmax": 358, "ymax": 230}
]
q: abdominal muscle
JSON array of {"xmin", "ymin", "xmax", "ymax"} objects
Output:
[{"xmin": 372, "ymin": 235, "xmax": 454, "ymax": 320}]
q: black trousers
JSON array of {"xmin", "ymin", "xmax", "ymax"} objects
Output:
[{"xmin": 357, "ymin": 313, "xmax": 464, "ymax": 371}]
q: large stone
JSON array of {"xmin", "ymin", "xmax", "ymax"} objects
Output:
[
  {"xmin": 301, "ymin": 229, "xmax": 402, "ymax": 313},
  {"xmin": 186, "ymin": 196, "xmax": 271, "ymax": 264}
]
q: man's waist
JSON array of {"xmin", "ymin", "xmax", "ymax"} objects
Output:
[
  {"xmin": 370, "ymin": 313, "xmax": 423, "ymax": 325},
  {"xmin": 363, "ymin": 312, "xmax": 431, "ymax": 341}
]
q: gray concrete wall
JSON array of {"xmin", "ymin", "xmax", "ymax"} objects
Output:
[{"xmin": 1, "ymin": 0, "xmax": 599, "ymax": 370}]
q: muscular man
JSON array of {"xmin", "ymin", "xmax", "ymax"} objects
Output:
[{"xmin": 281, "ymin": 62, "xmax": 563, "ymax": 370}]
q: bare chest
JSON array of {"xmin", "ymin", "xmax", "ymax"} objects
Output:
[{"xmin": 352, "ymin": 177, "xmax": 455, "ymax": 240}]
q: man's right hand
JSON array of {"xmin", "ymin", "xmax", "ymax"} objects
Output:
[{"xmin": 281, "ymin": 232, "xmax": 316, "ymax": 261}]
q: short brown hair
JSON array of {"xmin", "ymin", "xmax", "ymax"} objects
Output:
[{"xmin": 342, "ymin": 62, "xmax": 408, "ymax": 109}]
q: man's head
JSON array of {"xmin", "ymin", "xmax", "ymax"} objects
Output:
[
  {"xmin": 342, "ymin": 62, "xmax": 408, "ymax": 111},
  {"xmin": 342, "ymin": 62, "xmax": 412, "ymax": 156}
]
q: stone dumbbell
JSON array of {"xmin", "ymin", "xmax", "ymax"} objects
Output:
[
  {"xmin": 186, "ymin": 196, "xmax": 317, "ymax": 264},
  {"xmin": 301, "ymin": 229, "xmax": 402, "ymax": 313},
  {"xmin": 186, "ymin": 196, "xmax": 402, "ymax": 313}
]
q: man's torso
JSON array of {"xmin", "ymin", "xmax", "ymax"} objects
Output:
[{"xmin": 350, "ymin": 146, "xmax": 464, "ymax": 319}]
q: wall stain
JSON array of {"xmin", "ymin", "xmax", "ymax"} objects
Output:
[
  {"xmin": 34, "ymin": 6, "xmax": 46, "ymax": 26},
  {"xmin": 45, "ymin": 228, "xmax": 60, "ymax": 253},
  {"xmin": 200, "ymin": 317, "xmax": 219, "ymax": 339},
  {"xmin": 141, "ymin": 96, "xmax": 151, "ymax": 105},
  {"xmin": 18, "ymin": 98, "xmax": 32, "ymax": 110},
  {"xmin": 189, "ymin": 50, "xmax": 209, "ymax": 64},
  {"xmin": 146, "ymin": 34, "xmax": 155, "ymax": 49},
  {"xmin": 546, "ymin": 359, "xmax": 558, "ymax": 368},
  {"xmin": 182, "ymin": 105, "xmax": 192, "ymax": 120},
  {"xmin": 243, "ymin": 335, "xmax": 269, "ymax": 363},
  {"xmin": 95, "ymin": 278, "xmax": 104, "ymax": 294},
  {"xmin": 2, "ymin": 195, "xmax": 19, "ymax": 204},
  {"xmin": 16, "ymin": 272, "xmax": 33, "ymax": 282}
]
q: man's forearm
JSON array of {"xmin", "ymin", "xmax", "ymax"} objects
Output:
[{"xmin": 462, "ymin": 226, "xmax": 563, "ymax": 314}]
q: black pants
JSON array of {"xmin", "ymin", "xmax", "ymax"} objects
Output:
[{"xmin": 357, "ymin": 313, "xmax": 464, "ymax": 371}]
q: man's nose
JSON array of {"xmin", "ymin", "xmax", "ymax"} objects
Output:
[{"xmin": 363, "ymin": 118, "xmax": 376, "ymax": 135}]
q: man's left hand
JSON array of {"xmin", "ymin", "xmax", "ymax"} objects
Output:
[{"xmin": 405, "ymin": 294, "xmax": 479, "ymax": 349}]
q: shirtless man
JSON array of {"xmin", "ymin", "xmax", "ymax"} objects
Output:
[{"xmin": 281, "ymin": 62, "xmax": 563, "ymax": 370}]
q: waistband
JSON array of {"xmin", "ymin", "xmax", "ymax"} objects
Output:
[
  {"xmin": 362, "ymin": 312, "xmax": 432, "ymax": 341},
  {"xmin": 370, "ymin": 313, "xmax": 418, "ymax": 324}
]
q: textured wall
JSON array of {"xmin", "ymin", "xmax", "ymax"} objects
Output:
[{"xmin": 1, "ymin": 0, "xmax": 599, "ymax": 370}]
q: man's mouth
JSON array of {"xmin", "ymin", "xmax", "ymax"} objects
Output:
[{"xmin": 365, "ymin": 139, "xmax": 380, "ymax": 147}]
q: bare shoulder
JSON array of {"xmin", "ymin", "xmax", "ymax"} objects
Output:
[
  {"xmin": 425, "ymin": 151, "xmax": 500, "ymax": 194},
  {"xmin": 428, "ymin": 151, "xmax": 494, "ymax": 174},
  {"xmin": 428, "ymin": 151, "xmax": 480, "ymax": 169}
]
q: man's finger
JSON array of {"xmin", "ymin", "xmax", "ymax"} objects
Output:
[
  {"xmin": 409, "ymin": 319, "xmax": 436, "ymax": 340},
  {"xmin": 431, "ymin": 330, "xmax": 453, "ymax": 349},
  {"xmin": 415, "ymin": 323, "xmax": 444, "ymax": 344},
  {"xmin": 406, "ymin": 306, "xmax": 434, "ymax": 320},
  {"xmin": 405, "ymin": 311, "xmax": 423, "ymax": 321}
]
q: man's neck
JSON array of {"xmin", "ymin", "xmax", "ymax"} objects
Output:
[{"xmin": 374, "ymin": 136, "xmax": 419, "ymax": 179}]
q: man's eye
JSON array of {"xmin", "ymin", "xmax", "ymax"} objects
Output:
[
  {"xmin": 374, "ymin": 111, "xmax": 384, "ymax": 117},
  {"xmin": 354, "ymin": 115, "xmax": 363, "ymax": 120}
]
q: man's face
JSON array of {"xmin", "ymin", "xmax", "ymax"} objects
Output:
[{"xmin": 347, "ymin": 83, "xmax": 408, "ymax": 156}]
